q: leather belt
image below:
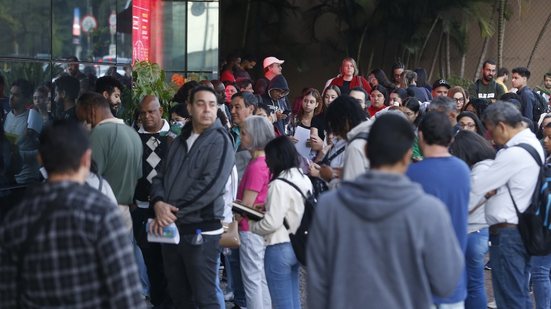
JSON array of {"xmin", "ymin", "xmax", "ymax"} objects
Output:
[{"xmin": 489, "ymin": 223, "xmax": 517, "ymax": 234}]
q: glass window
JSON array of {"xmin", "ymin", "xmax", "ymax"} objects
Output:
[
  {"xmin": 0, "ymin": 0, "xmax": 52, "ymax": 59},
  {"xmin": 52, "ymin": 0, "xmax": 117, "ymax": 63},
  {"xmin": 187, "ymin": 1, "xmax": 219, "ymax": 73}
]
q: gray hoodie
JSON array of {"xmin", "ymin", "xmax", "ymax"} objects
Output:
[{"xmin": 307, "ymin": 170, "xmax": 464, "ymax": 309}]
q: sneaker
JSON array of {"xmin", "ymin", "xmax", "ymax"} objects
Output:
[
  {"xmin": 487, "ymin": 300, "xmax": 497, "ymax": 308},
  {"xmin": 224, "ymin": 291, "xmax": 234, "ymax": 302}
]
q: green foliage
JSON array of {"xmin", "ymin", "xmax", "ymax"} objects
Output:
[
  {"xmin": 448, "ymin": 75, "xmax": 473, "ymax": 90},
  {"xmin": 128, "ymin": 61, "xmax": 176, "ymax": 123},
  {"xmin": 0, "ymin": 62, "xmax": 63, "ymax": 90}
]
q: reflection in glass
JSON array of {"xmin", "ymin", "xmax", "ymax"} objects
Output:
[
  {"xmin": 52, "ymin": 0, "xmax": 117, "ymax": 62},
  {"xmin": 187, "ymin": 1, "xmax": 219, "ymax": 73},
  {"xmin": 0, "ymin": 0, "xmax": 52, "ymax": 58}
]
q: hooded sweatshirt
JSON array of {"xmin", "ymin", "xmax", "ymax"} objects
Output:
[
  {"xmin": 307, "ymin": 170, "xmax": 464, "ymax": 309},
  {"xmin": 262, "ymin": 75, "xmax": 290, "ymax": 134}
]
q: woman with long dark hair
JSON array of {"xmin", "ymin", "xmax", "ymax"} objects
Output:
[
  {"xmin": 449, "ymin": 130, "xmax": 496, "ymax": 309},
  {"xmin": 250, "ymin": 136, "xmax": 312, "ymax": 309}
]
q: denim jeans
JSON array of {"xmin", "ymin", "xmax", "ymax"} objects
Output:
[
  {"xmin": 465, "ymin": 228, "xmax": 488, "ymax": 309},
  {"xmin": 162, "ymin": 233, "xmax": 222, "ymax": 309},
  {"xmin": 239, "ymin": 231, "xmax": 271, "ymax": 309},
  {"xmin": 229, "ymin": 234, "xmax": 247, "ymax": 307},
  {"xmin": 215, "ymin": 256, "xmax": 225, "ymax": 308},
  {"xmin": 430, "ymin": 302, "xmax": 465, "ymax": 309},
  {"xmin": 489, "ymin": 227, "xmax": 532, "ymax": 309},
  {"xmin": 531, "ymin": 254, "xmax": 551, "ymax": 309},
  {"xmin": 264, "ymin": 242, "xmax": 301, "ymax": 309},
  {"xmin": 131, "ymin": 232, "xmax": 150, "ymax": 297}
]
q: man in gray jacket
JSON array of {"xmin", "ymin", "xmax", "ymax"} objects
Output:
[
  {"xmin": 307, "ymin": 113, "xmax": 464, "ymax": 309},
  {"xmin": 150, "ymin": 86, "xmax": 235, "ymax": 308}
]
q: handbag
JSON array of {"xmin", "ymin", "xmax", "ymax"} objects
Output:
[{"xmin": 219, "ymin": 218, "xmax": 240, "ymax": 248}]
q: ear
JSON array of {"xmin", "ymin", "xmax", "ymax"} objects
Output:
[
  {"xmin": 80, "ymin": 148, "xmax": 92, "ymax": 173},
  {"xmin": 401, "ymin": 148, "xmax": 413, "ymax": 167},
  {"xmin": 102, "ymin": 91, "xmax": 110, "ymax": 99},
  {"xmin": 159, "ymin": 106, "xmax": 164, "ymax": 115}
]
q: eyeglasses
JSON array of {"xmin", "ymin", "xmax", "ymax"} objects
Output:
[{"xmin": 454, "ymin": 97, "xmax": 465, "ymax": 103}]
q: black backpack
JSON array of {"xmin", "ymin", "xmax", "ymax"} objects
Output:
[
  {"xmin": 531, "ymin": 89, "xmax": 549, "ymax": 123},
  {"xmin": 507, "ymin": 143, "xmax": 551, "ymax": 256},
  {"xmin": 276, "ymin": 177, "xmax": 317, "ymax": 265}
]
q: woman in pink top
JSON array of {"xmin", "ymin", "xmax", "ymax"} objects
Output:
[{"xmin": 234, "ymin": 116, "xmax": 275, "ymax": 309}]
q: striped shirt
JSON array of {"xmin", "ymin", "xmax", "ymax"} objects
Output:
[{"xmin": 0, "ymin": 181, "xmax": 146, "ymax": 308}]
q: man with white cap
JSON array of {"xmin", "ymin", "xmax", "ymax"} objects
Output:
[{"xmin": 254, "ymin": 56, "xmax": 284, "ymax": 96}]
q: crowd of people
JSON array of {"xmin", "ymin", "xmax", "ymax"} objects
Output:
[{"xmin": 0, "ymin": 53, "xmax": 551, "ymax": 309}]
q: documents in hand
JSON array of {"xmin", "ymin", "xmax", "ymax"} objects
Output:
[
  {"xmin": 146, "ymin": 219, "xmax": 180, "ymax": 244},
  {"xmin": 294, "ymin": 126, "xmax": 312, "ymax": 159},
  {"xmin": 232, "ymin": 202, "xmax": 265, "ymax": 221}
]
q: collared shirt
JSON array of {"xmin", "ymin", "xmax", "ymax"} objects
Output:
[
  {"xmin": 472, "ymin": 128, "xmax": 544, "ymax": 225},
  {"xmin": 0, "ymin": 181, "xmax": 145, "ymax": 308}
]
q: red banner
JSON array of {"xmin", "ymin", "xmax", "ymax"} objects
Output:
[{"xmin": 132, "ymin": 0, "xmax": 151, "ymax": 63}]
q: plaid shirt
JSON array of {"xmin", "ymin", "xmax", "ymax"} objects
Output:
[{"xmin": 0, "ymin": 181, "xmax": 146, "ymax": 308}]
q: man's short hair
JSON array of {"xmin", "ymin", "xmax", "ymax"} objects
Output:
[
  {"xmin": 429, "ymin": 96, "xmax": 455, "ymax": 114},
  {"xmin": 349, "ymin": 87, "xmax": 368, "ymax": 101},
  {"xmin": 481, "ymin": 101, "xmax": 523, "ymax": 128},
  {"xmin": 55, "ymin": 75, "xmax": 80, "ymax": 101},
  {"xmin": 497, "ymin": 67, "xmax": 509, "ymax": 77},
  {"xmin": 367, "ymin": 113, "xmax": 415, "ymax": 168},
  {"xmin": 236, "ymin": 78, "xmax": 253, "ymax": 90},
  {"xmin": 39, "ymin": 119, "xmax": 90, "ymax": 174},
  {"xmin": 512, "ymin": 67, "xmax": 531, "ymax": 79},
  {"xmin": 189, "ymin": 85, "xmax": 217, "ymax": 104},
  {"xmin": 242, "ymin": 116, "xmax": 275, "ymax": 151},
  {"xmin": 482, "ymin": 59, "xmax": 496, "ymax": 68},
  {"xmin": 544, "ymin": 72, "xmax": 551, "ymax": 79},
  {"xmin": 77, "ymin": 91, "xmax": 110, "ymax": 110},
  {"xmin": 403, "ymin": 70, "xmax": 417, "ymax": 85},
  {"xmin": 231, "ymin": 91, "xmax": 258, "ymax": 107},
  {"xmin": 11, "ymin": 79, "xmax": 34, "ymax": 99},
  {"xmin": 325, "ymin": 95, "xmax": 366, "ymax": 138},
  {"xmin": 419, "ymin": 112, "xmax": 453, "ymax": 147},
  {"xmin": 95, "ymin": 76, "xmax": 124, "ymax": 94}
]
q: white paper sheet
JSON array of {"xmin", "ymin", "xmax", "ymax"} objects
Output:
[{"xmin": 294, "ymin": 126, "xmax": 312, "ymax": 159}]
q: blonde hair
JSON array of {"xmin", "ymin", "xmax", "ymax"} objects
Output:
[{"xmin": 340, "ymin": 57, "xmax": 359, "ymax": 76}]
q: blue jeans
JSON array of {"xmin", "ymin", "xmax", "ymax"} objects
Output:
[
  {"xmin": 264, "ymin": 242, "xmax": 301, "ymax": 309},
  {"xmin": 489, "ymin": 227, "xmax": 532, "ymax": 309},
  {"xmin": 465, "ymin": 228, "xmax": 488, "ymax": 309},
  {"xmin": 531, "ymin": 254, "xmax": 551, "ymax": 309},
  {"xmin": 131, "ymin": 232, "xmax": 150, "ymax": 297},
  {"xmin": 228, "ymin": 234, "xmax": 247, "ymax": 307}
]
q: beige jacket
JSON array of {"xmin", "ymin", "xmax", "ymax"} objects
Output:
[{"xmin": 250, "ymin": 168, "xmax": 313, "ymax": 245}]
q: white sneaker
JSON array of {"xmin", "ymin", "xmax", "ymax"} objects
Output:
[{"xmin": 487, "ymin": 300, "xmax": 497, "ymax": 308}]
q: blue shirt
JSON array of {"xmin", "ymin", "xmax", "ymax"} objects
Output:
[{"xmin": 407, "ymin": 156, "xmax": 470, "ymax": 304}]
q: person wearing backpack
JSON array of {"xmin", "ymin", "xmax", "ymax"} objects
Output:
[
  {"xmin": 471, "ymin": 102, "xmax": 544, "ymax": 309},
  {"xmin": 250, "ymin": 135, "xmax": 313, "ymax": 309},
  {"xmin": 307, "ymin": 113, "xmax": 464, "ymax": 309},
  {"xmin": 512, "ymin": 66, "xmax": 543, "ymax": 122}
]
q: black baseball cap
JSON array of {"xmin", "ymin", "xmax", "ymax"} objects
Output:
[{"xmin": 432, "ymin": 79, "xmax": 451, "ymax": 90}]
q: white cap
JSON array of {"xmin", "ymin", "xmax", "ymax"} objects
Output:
[{"xmin": 263, "ymin": 56, "xmax": 285, "ymax": 69}]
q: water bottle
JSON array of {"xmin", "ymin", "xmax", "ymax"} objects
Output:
[{"xmin": 191, "ymin": 229, "xmax": 203, "ymax": 245}]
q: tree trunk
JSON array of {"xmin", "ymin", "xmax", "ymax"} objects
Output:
[
  {"xmin": 496, "ymin": 0, "xmax": 506, "ymax": 68},
  {"xmin": 356, "ymin": 22, "xmax": 370, "ymax": 70},
  {"xmin": 446, "ymin": 31, "xmax": 451, "ymax": 79},
  {"xmin": 429, "ymin": 30, "xmax": 444, "ymax": 82},
  {"xmin": 474, "ymin": 36, "xmax": 490, "ymax": 81},
  {"xmin": 460, "ymin": 53, "xmax": 466, "ymax": 79},
  {"xmin": 527, "ymin": 12, "xmax": 551, "ymax": 68},
  {"xmin": 416, "ymin": 17, "xmax": 440, "ymax": 66},
  {"xmin": 241, "ymin": 0, "xmax": 252, "ymax": 49}
]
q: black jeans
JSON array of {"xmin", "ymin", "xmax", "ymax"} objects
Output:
[{"xmin": 162, "ymin": 233, "xmax": 222, "ymax": 309}]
